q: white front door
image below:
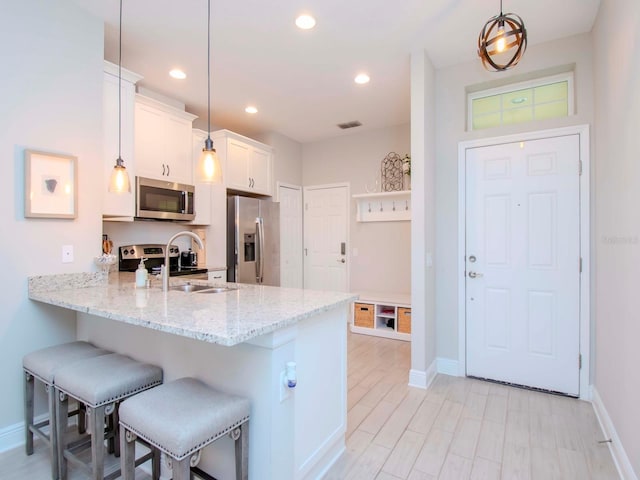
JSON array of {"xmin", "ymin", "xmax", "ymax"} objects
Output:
[
  {"xmin": 303, "ymin": 184, "xmax": 349, "ymax": 292},
  {"xmin": 465, "ymin": 134, "xmax": 581, "ymax": 396},
  {"xmin": 278, "ymin": 183, "xmax": 303, "ymax": 288}
]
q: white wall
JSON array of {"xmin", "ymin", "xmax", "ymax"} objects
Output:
[
  {"xmin": 0, "ymin": 0, "xmax": 104, "ymax": 447},
  {"xmin": 410, "ymin": 50, "xmax": 437, "ymax": 385},
  {"xmin": 434, "ymin": 33, "xmax": 595, "ymax": 361},
  {"xmin": 592, "ymin": 0, "xmax": 640, "ymax": 476},
  {"xmin": 254, "ymin": 131, "xmax": 303, "ymax": 189},
  {"xmin": 302, "ymin": 125, "xmax": 411, "ymax": 294}
]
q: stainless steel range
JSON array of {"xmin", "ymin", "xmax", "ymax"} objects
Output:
[{"xmin": 118, "ymin": 244, "xmax": 208, "ymax": 278}]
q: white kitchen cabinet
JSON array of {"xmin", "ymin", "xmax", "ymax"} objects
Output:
[
  {"xmin": 134, "ymin": 94, "xmax": 197, "ymax": 185},
  {"xmin": 208, "ymin": 269, "xmax": 227, "ymax": 282},
  {"xmin": 212, "ymin": 129, "xmax": 273, "ymax": 196},
  {"xmin": 102, "ymin": 61, "xmax": 142, "ymax": 220}
]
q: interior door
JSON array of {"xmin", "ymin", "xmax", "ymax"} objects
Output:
[
  {"xmin": 465, "ymin": 134, "xmax": 581, "ymax": 396},
  {"xmin": 278, "ymin": 184, "xmax": 303, "ymax": 288},
  {"xmin": 303, "ymin": 185, "xmax": 348, "ymax": 292}
]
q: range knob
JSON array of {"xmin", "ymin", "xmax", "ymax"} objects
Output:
[
  {"xmin": 123, "ymin": 249, "xmax": 129, "ymax": 256},
  {"xmin": 130, "ymin": 249, "xmax": 135, "ymax": 256}
]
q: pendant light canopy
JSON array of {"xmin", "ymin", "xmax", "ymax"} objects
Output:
[
  {"xmin": 198, "ymin": 0, "xmax": 222, "ymax": 183},
  {"xmin": 108, "ymin": 0, "xmax": 131, "ymax": 193},
  {"xmin": 477, "ymin": 0, "xmax": 527, "ymax": 72}
]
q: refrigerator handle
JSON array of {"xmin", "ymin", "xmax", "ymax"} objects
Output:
[{"xmin": 256, "ymin": 217, "xmax": 265, "ymax": 283}]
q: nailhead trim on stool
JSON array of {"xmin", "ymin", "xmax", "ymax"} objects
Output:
[
  {"xmin": 23, "ymin": 341, "xmax": 111, "ymax": 480},
  {"xmin": 54, "ymin": 353, "xmax": 163, "ymax": 480},
  {"xmin": 119, "ymin": 378, "xmax": 250, "ymax": 480}
]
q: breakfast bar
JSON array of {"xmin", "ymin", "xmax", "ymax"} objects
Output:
[{"xmin": 28, "ymin": 272, "xmax": 356, "ymax": 480}]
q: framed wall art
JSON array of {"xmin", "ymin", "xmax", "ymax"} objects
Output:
[{"xmin": 24, "ymin": 150, "xmax": 77, "ymax": 219}]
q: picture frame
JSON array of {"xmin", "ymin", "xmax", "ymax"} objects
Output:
[{"xmin": 24, "ymin": 150, "xmax": 77, "ymax": 219}]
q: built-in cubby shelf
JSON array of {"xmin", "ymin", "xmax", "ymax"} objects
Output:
[
  {"xmin": 351, "ymin": 292, "xmax": 411, "ymax": 342},
  {"xmin": 353, "ymin": 191, "xmax": 411, "ymax": 222}
]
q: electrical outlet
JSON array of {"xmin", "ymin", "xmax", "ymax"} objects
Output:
[{"xmin": 62, "ymin": 245, "xmax": 74, "ymax": 263}]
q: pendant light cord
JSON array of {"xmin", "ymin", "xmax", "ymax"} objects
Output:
[
  {"xmin": 207, "ymin": 0, "xmax": 211, "ymax": 143},
  {"xmin": 118, "ymin": 0, "xmax": 123, "ymax": 162}
]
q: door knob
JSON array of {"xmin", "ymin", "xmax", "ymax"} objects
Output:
[{"xmin": 468, "ymin": 271, "xmax": 483, "ymax": 278}]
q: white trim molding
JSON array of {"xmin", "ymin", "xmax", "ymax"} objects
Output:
[
  {"xmin": 436, "ymin": 358, "xmax": 461, "ymax": 377},
  {"xmin": 0, "ymin": 413, "xmax": 48, "ymax": 453},
  {"xmin": 592, "ymin": 387, "xmax": 638, "ymax": 480},
  {"xmin": 457, "ymin": 125, "xmax": 591, "ymax": 399},
  {"xmin": 409, "ymin": 358, "xmax": 437, "ymax": 390}
]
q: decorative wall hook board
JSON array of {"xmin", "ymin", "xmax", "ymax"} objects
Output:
[{"xmin": 381, "ymin": 152, "xmax": 404, "ymax": 191}]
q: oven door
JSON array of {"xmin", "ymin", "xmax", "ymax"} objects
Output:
[{"xmin": 136, "ymin": 177, "xmax": 195, "ymax": 221}]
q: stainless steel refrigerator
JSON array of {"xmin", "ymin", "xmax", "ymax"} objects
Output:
[{"xmin": 227, "ymin": 195, "xmax": 280, "ymax": 286}]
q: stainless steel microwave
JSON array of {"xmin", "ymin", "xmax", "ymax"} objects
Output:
[{"xmin": 135, "ymin": 176, "xmax": 195, "ymax": 221}]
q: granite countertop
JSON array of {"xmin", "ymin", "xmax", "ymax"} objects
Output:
[{"xmin": 28, "ymin": 272, "xmax": 357, "ymax": 346}]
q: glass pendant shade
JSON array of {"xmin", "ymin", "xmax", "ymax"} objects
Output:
[
  {"xmin": 478, "ymin": 2, "xmax": 527, "ymax": 72},
  {"xmin": 108, "ymin": 158, "xmax": 131, "ymax": 193},
  {"xmin": 199, "ymin": 138, "xmax": 222, "ymax": 183}
]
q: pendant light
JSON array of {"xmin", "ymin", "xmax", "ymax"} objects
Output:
[
  {"xmin": 477, "ymin": 0, "xmax": 527, "ymax": 72},
  {"xmin": 108, "ymin": 0, "xmax": 131, "ymax": 193},
  {"xmin": 198, "ymin": 0, "xmax": 222, "ymax": 183}
]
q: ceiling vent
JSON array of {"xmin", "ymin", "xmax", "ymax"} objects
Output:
[{"xmin": 337, "ymin": 120, "xmax": 362, "ymax": 129}]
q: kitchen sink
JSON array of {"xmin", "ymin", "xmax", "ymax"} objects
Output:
[
  {"xmin": 170, "ymin": 284, "xmax": 237, "ymax": 294},
  {"xmin": 195, "ymin": 287, "xmax": 237, "ymax": 294}
]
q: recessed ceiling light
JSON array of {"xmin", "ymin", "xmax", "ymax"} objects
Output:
[
  {"xmin": 295, "ymin": 14, "xmax": 316, "ymax": 30},
  {"xmin": 354, "ymin": 73, "xmax": 370, "ymax": 85},
  {"xmin": 169, "ymin": 69, "xmax": 187, "ymax": 80},
  {"xmin": 245, "ymin": 106, "xmax": 258, "ymax": 114}
]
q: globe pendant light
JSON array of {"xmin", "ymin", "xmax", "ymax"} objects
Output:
[
  {"xmin": 198, "ymin": 0, "xmax": 222, "ymax": 183},
  {"xmin": 108, "ymin": 0, "xmax": 131, "ymax": 193},
  {"xmin": 478, "ymin": 0, "xmax": 527, "ymax": 72}
]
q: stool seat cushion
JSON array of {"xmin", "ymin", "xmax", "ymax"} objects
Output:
[
  {"xmin": 119, "ymin": 378, "xmax": 250, "ymax": 460},
  {"xmin": 55, "ymin": 353, "xmax": 163, "ymax": 407},
  {"xmin": 23, "ymin": 341, "xmax": 110, "ymax": 384}
]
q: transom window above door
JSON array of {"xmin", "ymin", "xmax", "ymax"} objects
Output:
[{"xmin": 468, "ymin": 73, "xmax": 574, "ymax": 130}]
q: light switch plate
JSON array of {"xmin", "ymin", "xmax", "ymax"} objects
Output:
[{"xmin": 62, "ymin": 245, "xmax": 74, "ymax": 263}]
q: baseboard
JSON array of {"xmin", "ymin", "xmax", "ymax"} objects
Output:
[
  {"xmin": 409, "ymin": 358, "xmax": 437, "ymax": 390},
  {"xmin": 591, "ymin": 386, "xmax": 638, "ymax": 480},
  {"xmin": 437, "ymin": 357, "xmax": 460, "ymax": 377},
  {"xmin": 0, "ymin": 413, "xmax": 48, "ymax": 453}
]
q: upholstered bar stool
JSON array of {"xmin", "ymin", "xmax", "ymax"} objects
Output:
[
  {"xmin": 23, "ymin": 341, "xmax": 111, "ymax": 479},
  {"xmin": 119, "ymin": 377, "xmax": 250, "ymax": 480},
  {"xmin": 54, "ymin": 353, "xmax": 163, "ymax": 480}
]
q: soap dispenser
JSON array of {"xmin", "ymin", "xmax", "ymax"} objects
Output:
[{"xmin": 135, "ymin": 258, "xmax": 148, "ymax": 288}]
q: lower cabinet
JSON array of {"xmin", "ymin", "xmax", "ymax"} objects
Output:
[{"xmin": 350, "ymin": 293, "xmax": 411, "ymax": 341}]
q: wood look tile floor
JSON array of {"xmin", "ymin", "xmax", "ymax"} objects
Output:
[
  {"xmin": 0, "ymin": 331, "xmax": 620, "ymax": 479},
  {"xmin": 324, "ymin": 331, "xmax": 620, "ymax": 480}
]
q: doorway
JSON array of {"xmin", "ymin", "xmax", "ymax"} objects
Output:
[
  {"xmin": 458, "ymin": 126, "xmax": 590, "ymax": 398},
  {"xmin": 303, "ymin": 183, "xmax": 349, "ymax": 292},
  {"xmin": 277, "ymin": 182, "xmax": 303, "ymax": 288}
]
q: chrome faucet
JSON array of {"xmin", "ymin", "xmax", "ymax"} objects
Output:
[{"xmin": 162, "ymin": 231, "xmax": 205, "ymax": 292}]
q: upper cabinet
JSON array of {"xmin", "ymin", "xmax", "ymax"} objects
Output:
[
  {"xmin": 134, "ymin": 94, "xmax": 197, "ymax": 185},
  {"xmin": 102, "ymin": 61, "xmax": 142, "ymax": 220},
  {"xmin": 212, "ymin": 129, "xmax": 273, "ymax": 196}
]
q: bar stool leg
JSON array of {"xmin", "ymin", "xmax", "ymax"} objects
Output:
[
  {"xmin": 151, "ymin": 447, "xmax": 160, "ymax": 480},
  {"xmin": 55, "ymin": 390, "xmax": 69, "ymax": 480},
  {"xmin": 89, "ymin": 405, "xmax": 106, "ymax": 480},
  {"xmin": 78, "ymin": 403, "xmax": 87, "ymax": 434},
  {"xmin": 120, "ymin": 426, "xmax": 136, "ymax": 480},
  {"xmin": 24, "ymin": 372, "xmax": 34, "ymax": 456},
  {"xmin": 47, "ymin": 384, "xmax": 60, "ymax": 480},
  {"xmin": 172, "ymin": 457, "xmax": 191, "ymax": 480},
  {"xmin": 235, "ymin": 423, "xmax": 249, "ymax": 480}
]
